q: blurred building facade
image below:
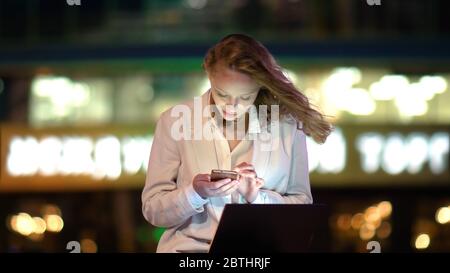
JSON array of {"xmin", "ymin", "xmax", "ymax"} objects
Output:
[{"xmin": 0, "ymin": 0, "xmax": 449, "ymax": 253}]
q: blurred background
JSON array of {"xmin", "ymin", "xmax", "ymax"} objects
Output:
[{"xmin": 0, "ymin": 0, "xmax": 449, "ymax": 253}]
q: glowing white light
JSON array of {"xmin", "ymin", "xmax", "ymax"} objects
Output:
[
  {"xmin": 94, "ymin": 136, "xmax": 122, "ymax": 180},
  {"xmin": 51, "ymin": 77, "xmax": 74, "ymax": 106},
  {"xmin": 369, "ymin": 75, "xmax": 409, "ymax": 101},
  {"xmin": 32, "ymin": 217, "xmax": 47, "ymax": 234},
  {"xmin": 31, "ymin": 76, "xmax": 91, "ymax": 119},
  {"xmin": 356, "ymin": 133, "xmax": 384, "ymax": 173},
  {"xmin": 369, "ymin": 74, "xmax": 447, "ymax": 117},
  {"xmin": 369, "ymin": 82, "xmax": 386, "ymax": 100},
  {"xmin": 419, "ymin": 76, "xmax": 447, "ymax": 95},
  {"xmin": 45, "ymin": 214, "xmax": 64, "ymax": 232},
  {"xmin": 60, "ymin": 137, "xmax": 95, "ymax": 176},
  {"xmin": 327, "ymin": 67, "xmax": 362, "ymax": 87},
  {"xmin": 71, "ymin": 83, "xmax": 91, "ymax": 106},
  {"xmin": 378, "ymin": 201, "xmax": 393, "ymax": 218},
  {"xmin": 410, "ymin": 82, "xmax": 435, "ymax": 101},
  {"xmin": 415, "ymin": 234, "xmax": 430, "ymax": 249},
  {"xmin": 7, "ymin": 137, "xmax": 40, "ymax": 176},
  {"xmin": 323, "ymin": 68, "xmax": 373, "ymax": 116},
  {"xmin": 186, "ymin": 0, "xmax": 207, "ymax": 9},
  {"xmin": 32, "ymin": 77, "xmax": 54, "ymax": 97},
  {"xmin": 429, "ymin": 133, "xmax": 449, "ymax": 174},
  {"xmin": 404, "ymin": 134, "xmax": 428, "ymax": 174},
  {"xmin": 435, "ymin": 207, "xmax": 450, "ymax": 224},
  {"xmin": 323, "ymin": 69, "xmax": 354, "ymax": 110},
  {"xmin": 343, "ymin": 88, "xmax": 376, "ymax": 115},
  {"xmin": 7, "ymin": 134, "xmax": 154, "ymax": 180},
  {"xmin": 15, "ymin": 213, "xmax": 35, "ymax": 236},
  {"xmin": 307, "ymin": 128, "xmax": 346, "ymax": 173},
  {"xmin": 122, "ymin": 136, "xmax": 153, "ymax": 175},
  {"xmin": 381, "ymin": 134, "xmax": 408, "ymax": 175},
  {"xmin": 357, "ymin": 132, "xmax": 449, "ymax": 175},
  {"xmin": 395, "ymin": 86, "xmax": 428, "ymax": 117},
  {"xmin": 38, "ymin": 137, "xmax": 62, "ymax": 176}
]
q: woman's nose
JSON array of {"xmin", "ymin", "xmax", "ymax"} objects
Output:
[{"xmin": 227, "ymin": 97, "xmax": 239, "ymax": 106}]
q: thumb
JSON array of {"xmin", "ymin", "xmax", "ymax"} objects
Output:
[{"xmin": 256, "ymin": 177, "xmax": 265, "ymax": 187}]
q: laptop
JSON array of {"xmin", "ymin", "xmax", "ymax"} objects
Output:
[{"xmin": 209, "ymin": 204, "xmax": 328, "ymax": 253}]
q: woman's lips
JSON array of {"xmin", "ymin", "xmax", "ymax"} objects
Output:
[{"xmin": 223, "ymin": 109, "xmax": 237, "ymax": 116}]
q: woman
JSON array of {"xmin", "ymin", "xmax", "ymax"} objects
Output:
[{"xmin": 142, "ymin": 34, "xmax": 332, "ymax": 253}]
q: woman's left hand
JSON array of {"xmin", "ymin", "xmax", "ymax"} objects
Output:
[{"xmin": 233, "ymin": 162, "xmax": 265, "ymax": 203}]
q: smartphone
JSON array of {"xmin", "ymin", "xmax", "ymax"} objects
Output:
[{"xmin": 210, "ymin": 169, "xmax": 239, "ymax": 182}]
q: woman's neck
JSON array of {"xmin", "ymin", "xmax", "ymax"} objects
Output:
[{"xmin": 222, "ymin": 112, "xmax": 249, "ymax": 140}]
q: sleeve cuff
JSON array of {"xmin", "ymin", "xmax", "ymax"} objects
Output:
[
  {"xmin": 240, "ymin": 191, "xmax": 266, "ymax": 204},
  {"xmin": 184, "ymin": 184, "xmax": 209, "ymax": 210},
  {"xmin": 251, "ymin": 191, "xmax": 265, "ymax": 204}
]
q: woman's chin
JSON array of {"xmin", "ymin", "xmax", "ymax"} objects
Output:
[{"xmin": 222, "ymin": 111, "xmax": 239, "ymax": 121}]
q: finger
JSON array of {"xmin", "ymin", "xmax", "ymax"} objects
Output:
[
  {"xmin": 196, "ymin": 176, "xmax": 211, "ymax": 183},
  {"xmin": 215, "ymin": 180, "xmax": 239, "ymax": 194},
  {"xmin": 234, "ymin": 162, "xmax": 254, "ymax": 170},
  {"xmin": 218, "ymin": 185, "xmax": 239, "ymax": 196},
  {"xmin": 235, "ymin": 162, "xmax": 254, "ymax": 169},
  {"xmin": 240, "ymin": 170, "xmax": 257, "ymax": 178},
  {"xmin": 208, "ymin": 178, "xmax": 232, "ymax": 189},
  {"xmin": 216, "ymin": 184, "xmax": 239, "ymax": 196},
  {"xmin": 247, "ymin": 177, "xmax": 263, "ymax": 184},
  {"xmin": 240, "ymin": 169, "xmax": 256, "ymax": 174},
  {"xmin": 255, "ymin": 177, "xmax": 265, "ymax": 187},
  {"xmin": 195, "ymin": 173, "xmax": 210, "ymax": 180},
  {"xmin": 236, "ymin": 166, "xmax": 255, "ymax": 172}
]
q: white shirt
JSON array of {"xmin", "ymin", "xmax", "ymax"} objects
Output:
[
  {"xmin": 141, "ymin": 90, "xmax": 312, "ymax": 253},
  {"xmin": 186, "ymin": 91, "xmax": 256, "ymax": 207}
]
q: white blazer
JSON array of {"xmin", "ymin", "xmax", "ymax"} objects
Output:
[{"xmin": 142, "ymin": 90, "xmax": 312, "ymax": 253}]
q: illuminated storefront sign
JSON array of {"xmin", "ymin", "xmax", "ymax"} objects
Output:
[
  {"xmin": 355, "ymin": 132, "xmax": 448, "ymax": 175},
  {"xmin": 0, "ymin": 125, "xmax": 153, "ymax": 191},
  {"xmin": 6, "ymin": 135, "xmax": 152, "ymax": 179},
  {"xmin": 306, "ymin": 129, "xmax": 449, "ymax": 176},
  {"xmin": 307, "ymin": 127, "xmax": 449, "ymax": 187},
  {"xmin": 0, "ymin": 125, "xmax": 449, "ymax": 191}
]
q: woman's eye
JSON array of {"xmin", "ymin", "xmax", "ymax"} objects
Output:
[
  {"xmin": 241, "ymin": 96, "xmax": 251, "ymax": 101},
  {"xmin": 218, "ymin": 92, "xmax": 227, "ymax": 98}
]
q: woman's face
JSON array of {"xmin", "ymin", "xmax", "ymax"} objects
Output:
[{"xmin": 209, "ymin": 66, "xmax": 260, "ymax": 121}]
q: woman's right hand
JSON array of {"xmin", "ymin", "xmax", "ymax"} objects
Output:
[{"xmin": 192, "ymin": 173, "xmax": 239, "ymax": 198}]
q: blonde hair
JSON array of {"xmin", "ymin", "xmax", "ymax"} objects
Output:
[{"xmin": 202, "ymin": 34, "xmax": 332, "ymax": 144}]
